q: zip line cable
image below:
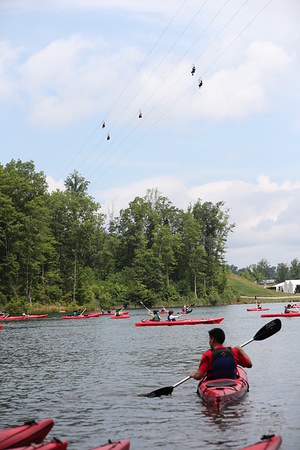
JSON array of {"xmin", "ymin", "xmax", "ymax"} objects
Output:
[
  {"xmin": 57, "ymin": 0, "xmax": 188, "ymax": 180},
  {"xmin": 84, "ymin": 0, "xmax": 247, "ymax": 179},
  {"xmin": 89, "ymin": 0, "xmax": 274, "ymax": 187},
  {"xmin": 80, "ymin": 0, "xmax": 211, "ymax": 176},
  {"xmin": 81, "ymin": 0, "xmax": 232, "ymax": 177},
  {"xmin": 201, "ymin": 0, "xmax": 273, "ymax": 78}
]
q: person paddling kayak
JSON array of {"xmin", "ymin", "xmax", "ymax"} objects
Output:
[
  {"xmin": 148, "ymin": 309, "xmax": 161, "ymax": 321},
  {"xmin": 167, "ymin": 310, "xmax": 183, "ymax": 321},
  {"xmin": 189, "ymin": 328, "xmax": 252, "ymax": 381}
]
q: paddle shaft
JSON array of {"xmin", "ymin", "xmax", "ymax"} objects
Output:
[
  {"xmin": 79, "ymin": 308, "xmax": 86, "ymax": 316},
  {"xmin": 140, "ymin": 301, "xmax": 151, "ymax": 313}
]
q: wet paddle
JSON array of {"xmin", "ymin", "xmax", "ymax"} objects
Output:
[{"xmin": 145, "ymin": 319, "xmax": 282, "ymax": 398}]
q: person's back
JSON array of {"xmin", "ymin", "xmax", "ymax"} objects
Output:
[
  {"xmin": 189, "ymin": 328, "xmax": 252, "ymax": 382},
  {"xmin": 151, "ymin": 310, "xmax": 161, "ymax": 321},
  {"xmin": 210, "ymin": 346, "xmax": 237, "ymax": 379}
]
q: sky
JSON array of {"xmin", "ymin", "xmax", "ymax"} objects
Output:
[{"xmin": 0, "ymin": 0, "xmax": 299, "ymax": 270}]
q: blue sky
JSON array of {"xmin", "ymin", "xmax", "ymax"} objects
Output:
[{"xmin": 0, "ymin": 0, "xmax": 299, "ymax": 269}]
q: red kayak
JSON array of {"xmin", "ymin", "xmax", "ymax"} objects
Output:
[
  {"xmin": 135, "ymin": 317, "xmax": 224, "ymax": 327},
  {"xmin": 111, "ymin": 314, "xmax": 131, "ymax": 319},
  {"xmin": 0, "ymin": 324, "xmax": 3, "ymax": 330},
  {"xmin": 0, "ymin": 315, "xmax": 25, "ymax": 321},
  {"xmin": 247, "ymin": 307, "xmax": 269, "ymax": 311},
  {"xmin": 24, "ymin": 314, "xmax": 48, "ymax": 319},
  {"xmin": 99, "ymin": 311, "xmax": 129, "ymax": 316},
  {"xmin": 0, "ymin": 418, "xmax": 54, "ymax": 449},
  {"xmin": 61, "ymin": 315, "xmax": 89, "ymax": 320},
  {"xmin": 261, "ymin": 312, "xmax": 300, "ymax": 318},
  {"xmin": 13, "ymin": 439, "xmax": 68, "ymax": 450},
  {"xmin": 91, "ymin": 440, "xmax": 130, "ymax": 450},
  {"xmin": 88, "ymin": 312, "xmax": 101, "ymax": 318},
  {"xmin": 197, "ymin": 366, "xmax": 249, "ymax": 412},
  {"xmin": 239, "ymin": 434, "xmax": 282, "ymax": 450}
]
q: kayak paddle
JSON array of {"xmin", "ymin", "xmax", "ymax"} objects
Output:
[
  {"xmin": 140, "ymin": 301, "xmax": 152, "ymax": 313},
  {"xmin": 145, "ymin": 376, "xmax": 191, "ymax": 398},
  {"xmin": 144, "ymin": 318, "xmax": 282, "ymax": 398}
]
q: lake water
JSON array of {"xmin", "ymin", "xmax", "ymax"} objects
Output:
[{"xmin": 0, "ymin": 303, "xmax": 299, "ymax": 449}]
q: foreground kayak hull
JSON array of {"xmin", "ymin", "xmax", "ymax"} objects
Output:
[
  {"xmin": 197, "ymin": 367, "xmax": 249, "ymax": 412},
  {"xmin": 91, "ymin": 440, "xmax": 130, "ymax": 450},
  {"xmin": 0, "ymin": 419, "xmax": 54, "ymax": 449},
  {"xmin": 239, "ymin": 434, "xmax": 282, "ymax": 450},
  {"xmin": 261, "ymin": 312, "xmax": 300, "ymax": 318},
  {"xmin": 13, "ymin": 439, "xmax": 68, "ymax": 450},
  {"xmin": 247, "ymin": 308, "xmax": 269, "ymax": 311},
  {"xmin": 135, "ymin": 317, "xmax": 224, "ymax": 327}
]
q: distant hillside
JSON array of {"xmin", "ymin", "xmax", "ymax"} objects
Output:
[{"xmin": 227, "ymin": 273, "xmax": 294, "ymax": 303}]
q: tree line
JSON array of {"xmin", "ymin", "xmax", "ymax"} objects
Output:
[
  {"xmin": 0, "ymin": 159, "xmax": 238, "ymax": 313},
  {"xmin": 228, "ymin": 257, "xmax": 300, "ymax": 284}
]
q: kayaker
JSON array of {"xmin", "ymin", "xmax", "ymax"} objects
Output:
[
  {"xmin": 189, "ymin": 328, "xmax": 252, "ymax": 381},
  {"xmin": 148, "ymin": 309, "xmax": 161, "ymax": 321},
  {"xmin": 284, "ymin": 304, "xmax": 293, "ymax": 313},
  {"xmin": 115, "ymin": 308, "xmax": 123, "ymax": 316},
  {"xmin": 167, "ymin": 310, "xmax": 183, "ymax": 321},
  {"xmin": 181, "ymin": 305, "xmax": 187, "ymax": 313}
]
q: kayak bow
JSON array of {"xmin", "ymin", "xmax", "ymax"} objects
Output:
[
  {"xmin": 91, "ymin": 440, "xmax": 130, "ymax": 450},
  {"xmin": 0, "ymin": 419, "xmax": 54, "ymax": 450},
  {"xmin": 239, "ymin": 434, "xmax": 282, "ymax": 450}
]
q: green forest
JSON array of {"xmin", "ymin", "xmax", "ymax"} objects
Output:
[
  {"xmin": 3, "ymin": 159, "xmax": 299, "ymax": 314},
  {"xmin": 0, "ymin": 159, "xmax": 239, "ymax": 313}
]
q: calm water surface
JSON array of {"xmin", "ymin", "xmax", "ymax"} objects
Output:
[{"xmin": 0, "ymin": 304, "xmax": 299, "ymax": 449}]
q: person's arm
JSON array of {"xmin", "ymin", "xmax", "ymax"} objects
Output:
[
  {"xmin": 235, "ymin": 345, "xmax": 253, "ymax": 368},
  {"xmin": 189, "ymin": 369, "xmax": 205, "ymax": 380}
]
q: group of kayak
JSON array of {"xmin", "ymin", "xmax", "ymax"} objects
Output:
[
  {"xmin": 246, "ymin": 302, "xmax": 300, "ymax": 317},
  {"xmin": 0, "ymin": 418, "xmax": 130, "ymax": 450},
  {"xmin": 0, "ymin": 418, "xmax": 282, "ymax": 450}
]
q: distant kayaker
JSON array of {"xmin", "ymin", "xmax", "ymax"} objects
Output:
[
  {"xmin": 148, "ymin": 309, "xmax": 161, "ymax": 321},
  {"xmin": 115, "ymin": 308, "xmax": 123, "ymax": 316},
  {"xmin": 167, "ymin": 310, "xmax": 183, "ymax": 321},
  {"xmin": 284, "ymin": 304, "xmax": 293, "ymax": 313},
  {"xmin": 181, "ymin": 305, "xmax": 187, "ymax": 314},
  {"xmin": 189, "ymin": 328, "xmax": 252, "ymax": 381},
  {"xmin": 257, "ymin": 303, "xmax": 262, "ymax": 309}
]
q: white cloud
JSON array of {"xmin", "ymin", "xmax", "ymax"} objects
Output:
[{"xmin": 0, "ymin": 40, "xmax": 19, "ymax": 103}]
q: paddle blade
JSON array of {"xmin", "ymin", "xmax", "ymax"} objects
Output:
[
  {"xmin": 253, "ymin": 319, "xmax": 282, "ymax": 341},
  {"xmin": 145, "ymin": 386, "xmax": 174, "ymax": 398}
]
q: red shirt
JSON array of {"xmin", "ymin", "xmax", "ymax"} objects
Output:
[{"xmin": 198, "ymin": 345, "xmax": 251, "ymax": 376}]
